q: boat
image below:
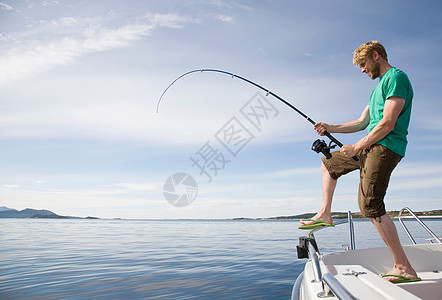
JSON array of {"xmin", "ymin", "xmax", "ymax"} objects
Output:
[{"xmin": 292, "ymin": 207, "xmax": 442, "ymax": 300}]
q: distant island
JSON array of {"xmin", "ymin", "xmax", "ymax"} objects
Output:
[
  {"xmin": 233, "ymin": 209, "xmax": 442, "ymax": 220},
  {"xmin": 1, "ymin": 205, "xmax": 440, "ymax": 220},
  {"xmin": 0, "ymin": 206, "xmax": 99, "ymax": 219}
]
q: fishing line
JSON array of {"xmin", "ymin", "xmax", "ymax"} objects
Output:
[{"xmin": 157, "ymin": 69, "xmax": 358, "ymax": 161}]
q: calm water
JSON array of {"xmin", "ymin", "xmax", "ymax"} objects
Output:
[{"xmin": 1, "ymin": 218, "xmax": 441, "ymax": 299}]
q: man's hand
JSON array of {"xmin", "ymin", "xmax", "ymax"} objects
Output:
[
  {"xmin": 340, "ymin": 144, "xmax": 360, "ymax": 158},
  {"xmin": 314, "ymin": 122, "xmax": 330, "ymax": 136}
]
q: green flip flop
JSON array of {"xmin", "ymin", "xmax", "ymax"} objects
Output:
[
  {"xmin": 298, "ymin": 218, "xmax": 335, "ymax": 230},
  {"xmin": 381, "ymin": 273, "xmax": 422, "ymax": 284}
]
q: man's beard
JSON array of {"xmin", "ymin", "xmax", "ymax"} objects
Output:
[{"xmin": 369, "ymin": 61, "xmax": 381, "ymax": 79}]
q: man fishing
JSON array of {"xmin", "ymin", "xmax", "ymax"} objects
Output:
[{"xmin": 299, "ymin": 41, "xmax": 420, "ymax": 284}]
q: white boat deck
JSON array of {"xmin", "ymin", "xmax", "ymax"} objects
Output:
[
  {"xmin": 317, "ymin": 243, "xmax": 442, "ymax": 299},
  {"xmin": 294, "ymin": 208, "xmax": 442, "ymax": 300}
]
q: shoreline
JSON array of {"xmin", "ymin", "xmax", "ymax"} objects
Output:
[
  {"xmin": 1, "ymin": 206, "xmax": 441, "ymax": 221},
  {"xmin": 2, "ymin": 216, "xmax": 442, "ymax": 221}
]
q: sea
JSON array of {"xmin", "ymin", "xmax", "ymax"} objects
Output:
[{"xmin": 1, "ymin": 218, "xmax": 441, "ymax": 299}]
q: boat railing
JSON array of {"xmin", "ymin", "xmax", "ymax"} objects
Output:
[
  {"xmin": 398, "ymin": 207, "xmax": 442, "ymax": 244},
  {"xmin": 321, "ymin": 273, "xmax": 356, "ymax": 300},
  {"xmin": 347, "ymin": 211, "xmax": 355, "ymax": 250},
  {"xmin": 294, "ymin": 208, "xmax": 441, "ymax": 299},
  {"xmin": 295, "ymin": 211, "xmax": 357, "ymax": 299},
  {"xmin": 307, "ymin": 212, "xmax": 354, "ymax": 250},
  {"xmin": 307, "ymin": 240, "xmax": 322, "ymax": 282}
]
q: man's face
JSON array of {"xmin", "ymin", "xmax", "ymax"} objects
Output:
[{"xmin": 359, "ymin": 57, "xmax": 380, "ymax": 80}]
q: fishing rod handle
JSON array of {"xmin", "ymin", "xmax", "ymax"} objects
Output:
[{"xmin": 324, "ymin": 131, "xmax": 359, "ymax": 161}]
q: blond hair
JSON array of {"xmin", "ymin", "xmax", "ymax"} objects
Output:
[{"xmin": 353, "ymin": 41, "xmax": 388, "ymax": 65}]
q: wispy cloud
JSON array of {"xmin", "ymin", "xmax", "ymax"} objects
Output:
[
  {"xmin": 113, "ymin": 182, "xmax": 157, "ymax": 192},
  {"xmin": 207, "ymin": 0, "xmax": 253, "ymax": 12},
  {"xmin": 390, "ymin": 162, "xmax": 442, "ymax": 191},
  {"xmin": 145, "ymin": 12, "xmax": 200, "ymax": 27},
  {"xmin": 214, "ymin": 14, "xmax": 234, "ymax": 23},
  {"xmin": 0, "ymin": 13, "xmax": 195, "ymax": 85},
  {"xmin": 0, "ymin": 2, "xmax": 13, "ymax": 10},
  {"xmin": 1, "ymin": 184, "xmax": 20, "ymax": 189},
  {"xmin": 42, "ymin": 0, "xmax": 60, "ymax": 7}
]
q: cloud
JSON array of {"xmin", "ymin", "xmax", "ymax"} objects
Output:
[
  {"xmin": 0, "ymin": 33, "xmax": 13, "ymax": 41},
  {"xmin": 390, "ymin": 162, "xmax": 442, "ymax": 191},
  {"xmin": 0, "ymin": 2, "xmax": 13, "ymax": 10},
  {"xmin": 1, "ymin": 184, "xmax": 20, "ymax": 189},
  {"xmin": 215, "ymin": 14, "xmax": 234, "ymax": 23},
  {"xmin": 206, "ymin": 0, "xmax": 253, "ymax": 12},
  {"xmin": 145, "ymin": 12, "xmax": 200, "ymax": 27},
  {"xmin": 42, "ymin": 0, "xmax": 60, "ymax": 7},
  {"xmin": 0, "ymin": 13, "xmax": 195, "ymax": 85},
  {"xmin": 114, "ymin": 183, "xmax": 157, "ymax": 192},
  {"xmin": 393, "ymin": 177, "xmax": 442, "ymax": 191},
  {"xmin": 394, "ymin": 163, "xmax": 442, "ymax": 177}
]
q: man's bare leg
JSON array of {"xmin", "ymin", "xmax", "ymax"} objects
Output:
[
  {"xmin": 301, "ymin": 163, "xmax": 336, "ymax": 225},
  {"xmin": 370, "ymin": 214, "xmax": 419, "ymax": 282}
]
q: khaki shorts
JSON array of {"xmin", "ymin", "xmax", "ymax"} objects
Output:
[{"xmin": 321, "ymin": 144, "xmax": 402, "ymax": 218}]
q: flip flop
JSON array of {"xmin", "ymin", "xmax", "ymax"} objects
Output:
[
  {"xmin": 298, "ymin": 218, "xmax": 335, "ymax": 230},
  {"xmin": 381, "ymin": 273, "xmax": 422, "ymax": 284}
]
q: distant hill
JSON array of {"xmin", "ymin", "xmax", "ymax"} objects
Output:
[
  {"xmin": 234, "ymin": 209, "xmax": 442, "ymax": 220},
  {"xmin": 0, "ymin": 206, "xmax": 12, "ymax": 212},
  {"xmin": 0, "ymin": 207, "xmax": 99, "ymax": 219},
  {"xmin": 0, "ymin": 207, "xmax": 66, "ymax": 218}
]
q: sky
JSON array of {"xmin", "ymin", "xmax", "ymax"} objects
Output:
[{"xmin": 1, "ymin": 0, "xmax": 441, "ymax": 219}]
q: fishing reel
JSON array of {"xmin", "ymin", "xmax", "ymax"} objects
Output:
[{"xmin": 311, "ymin": 139, "xmax": 336, "ymax": 159}]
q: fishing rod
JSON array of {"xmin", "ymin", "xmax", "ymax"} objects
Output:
[{"xmin": 157, "ymin": 69, "xmax": 358, "ymax": 161}]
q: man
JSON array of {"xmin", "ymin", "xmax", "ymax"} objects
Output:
[{"xmin": 299, "ymin": 41, "xmax": 420, "ymax": 283}]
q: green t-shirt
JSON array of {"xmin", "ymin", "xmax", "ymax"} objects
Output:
[{"xmin": 367, "ymin": 67, "xmax": 413, "ymax": 156}]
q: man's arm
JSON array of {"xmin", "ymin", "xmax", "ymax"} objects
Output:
[
  {"xmin": 340, "ymin": 97, "xmax": 405, "ymax": 158},
  {"xmin": 314, "ymin": 105, "xmax": 370, "ymax": 135}
]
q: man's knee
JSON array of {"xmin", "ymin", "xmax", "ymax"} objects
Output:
[
  {"xmin": 368, "ymin": 215, "xmax": 385, "ymax": 223},
  {"xmin": 321, "ymin": 151, "xmax": 358, "ymax": 180}
]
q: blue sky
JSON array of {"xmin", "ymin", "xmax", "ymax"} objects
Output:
[{"xmin": 1, "ymin": 0, "xmax": 441, "ymax": 219}]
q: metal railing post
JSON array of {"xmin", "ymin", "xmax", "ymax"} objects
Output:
[
  {"xmin": 308, "ymin": 242, "xmax": 322, "ymax": 282},
  {"xmin": 399, "ymin": 207, "xmax": 442, "ymax": 244},
  {"xmin": 348, "ymin": 211, "xmax": 355, "ymax": 250},
  {"xmin": 322, "ymin": 273, "xmax": 357, "ymax": 300}
]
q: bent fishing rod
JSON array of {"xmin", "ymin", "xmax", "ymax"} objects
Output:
[{"xmin": 157, "ymin": 69, "xmax": 358, "ymax": 161}]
